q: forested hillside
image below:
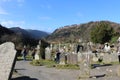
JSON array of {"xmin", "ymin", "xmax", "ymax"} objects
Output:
[{"xmin": 47, "ymin": 21, "xmax": 120, "ymax": 43}]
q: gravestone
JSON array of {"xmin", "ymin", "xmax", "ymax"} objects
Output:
[
  {"xmin": 59, "ymin": 53, "xmax": 65, "ymax": 65},
  {"xmin": 67, "ymin": 53, "xmax": 78, "ymax": 64},
  {"xmin": 35, "ymin": 45, "xmax": 40, "ymax": 60},
  {"xmin": 45, "ymin": 47, "xmax": 51, "ymax": 60},
  {"xmin": 0, "ymin": 42, "xmax": 16, "ymax": 80},
  {"xmin": 102, "ymin": 52, "xmax": 118, "ymax": 63},
  {"xmin": 79, "ymin": 51, "xmax": 91, "ymax": 78}
]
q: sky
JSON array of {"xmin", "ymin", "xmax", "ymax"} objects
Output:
[{"xmin": 0, "ymin": 0, "xmax": 120, "ymax": 33}]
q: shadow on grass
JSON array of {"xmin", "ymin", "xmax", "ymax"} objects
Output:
[
  {"xmin": 11, "ymin": 76, "xmax": 38, "ymax": 80},
  {"xmin": 90, "ymin": 74, "xmax": 106, "ymax": 78},
  {"xmin": 91, "ymin": 64, "xmax": 112, "ymax": 69},
  {"xmin": 15, "ymin": 68, "xmax": 26, "ymax": 71}
]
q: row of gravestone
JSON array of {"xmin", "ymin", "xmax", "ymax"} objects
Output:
[{"xmin": 45, "ymin": 45, "xmax": 119, "ymax": 65}]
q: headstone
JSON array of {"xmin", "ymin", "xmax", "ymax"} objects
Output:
[
  {"xmin": 45, "ymin": 47, "xmax": 51, "ymax": 60},
  {"xmin": 104, "ymin": 43, "xmax": 111, "ymax": 53},
  {"xmin": 0, "ymin": 42, "xmax": 16, "ymax": 80},
  {"xmin": 76, "ymin": 45, "xmax": 84, "ymax": 53},
  {"xmin": 59, "ymin": 53, "xmax": 65, "ymax": 65},
  {"xmin": 79, "ymin": 52, "xmax": 91, "ymax": 78},
  {"xmin": 35, "ymin": 45, "xmax": 40, "ymax": 60},
  {"xmin": 102, "ymin": 52, "xmax": 118, "ymax": 63},
  {"xmin": 117, "ymin": 37, "xmax": 120, "ymax": 42},
  {"xmin": 67, "ymin": 53, "xmax": 78, "ymax": 64}
]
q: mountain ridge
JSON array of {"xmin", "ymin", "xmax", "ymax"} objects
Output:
[
  {"xmin": 0, "ymin": 25, "xmax": 49, "ymax": 47},
  {"xmin": 10, "ymin": 27, "xmax": 49, "ymax": 40},
  {"xmin": 47, "ymin": 21, "xmax": 120, "ymax": 43}
]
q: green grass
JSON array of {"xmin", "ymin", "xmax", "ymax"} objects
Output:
[
  {"xmin": 30, "ymin": 60, "xmax": 42, "ymax": 66},
  {"xmin": 110, "ymin": 61, "xmax": 119, "ymax": 65},
  {"xmin": 30, "ymin": 60, "xmax": 56, "ymax": 66},
  {"xmin": 30, "ymin": 60, "xmax": 80, "ymax": 69},
  {"xmin": 56, "ymin": 64, "xmax": 80, "ymax": 70},
  {"xmin": 17, "ymin": 55, "xmax": 33, "ymax": 61}
]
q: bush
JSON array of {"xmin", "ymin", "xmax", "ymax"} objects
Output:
[{"xmin": 90, "ymin": 22, "xmax": 114, "ymax": 44}]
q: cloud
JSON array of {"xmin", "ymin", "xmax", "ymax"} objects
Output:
[
  {"xmin": 0, "ymin": 7, "xmax": 8, "ymax": 15},
  {"xmin": 17, "ymin": 0, "xmax": 24, "ymax": 3},
  {"xmin": 39, "ymin": 16, "xmax": 52, "ymax": 20},
  {"xmin": 0, "ymin": 0, "xmax": 12, "ymax": 2},
  {"xmin": 76, "ymin": 12, "xmax": 83, "ymax": 17},
  {"xmin": 0, "ymin": 20, "xmax": 25, "ymax": 27},
  {"xmin": 0, "ymin": 0, "xmax": 25, "ymax": 7},
  {"xmin": 17, "ymin": 0, "xmax": 25, "ymax": 7},
  {"xmin": 40, "ymin": 4, "xmax": 52, "ymax": 9}
]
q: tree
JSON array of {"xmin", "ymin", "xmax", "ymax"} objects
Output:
[{"xmin": 90, "ymin": 22, "xmax": 114, "ymax": 44}]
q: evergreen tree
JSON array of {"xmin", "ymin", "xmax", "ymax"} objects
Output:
[{"xmin": 90, "ymin": 22, "xmax": 114, "ymax": 44}]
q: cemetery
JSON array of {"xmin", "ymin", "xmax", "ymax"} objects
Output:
[
  {"xmin": 13, "ymin": 37, "xmax": 120, "ymax": 80},
  {"xmin": 1, "ymin": 37, "xmax": 120, "ymax": 80},
  {"xmin": 1, "ymin": 0, "xmax": 120, "ymax": 80}
]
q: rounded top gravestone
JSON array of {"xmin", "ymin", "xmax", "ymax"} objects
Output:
[{"xmin": 0, "ymin": 42, "xmax": 16, "ymax": 80}]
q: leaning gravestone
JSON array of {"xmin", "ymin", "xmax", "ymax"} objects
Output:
[{"xmin": 0, "ymin": 42, "xmax": 16, "ymax": 80}]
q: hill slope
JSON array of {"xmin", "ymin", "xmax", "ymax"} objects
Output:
[
  {"xmin": 10, "ymin": 27, "xmax": 49, "ymax": 40},
  {"xmin": 47, "ymin": 21, "xmax": 120, "ymax": 43},
  {"xmin": 0, "ymin": 25, "xmax": 49, "ymax": 47}
]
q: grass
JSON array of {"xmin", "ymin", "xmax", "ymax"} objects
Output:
[
  {"xmin": 17, "ymin": 55, "xmax": 33, "ymax": 61},
  {"xmin": 30, "ymin": 60, "xmax": 80, "ymax": 70},
  {"xmin": 56, "ymin": 64, "xmax": 80, "ymax": 70},
  {"xmin": 110, "ymin": 61, "xmax": 119, "ymax": 65},
  {"xmin": 30, "ymin": 60, "xmax": 42, "ymax": 66},
  {"xmin": 30, "ymin": 60, "xmax": 56, "ymax": 66}
]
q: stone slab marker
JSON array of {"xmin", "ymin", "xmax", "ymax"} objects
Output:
[{"xmin": 0, "ymin": 42, "xmax": 16, "ymax": 80}]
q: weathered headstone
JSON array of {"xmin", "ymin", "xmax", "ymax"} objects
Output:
[
  {"xmin": 102, "ymin": 52, "xmax": 118, "ymax": 63},
  {"xmin": 67, "ymin": 53, "xmax": 78, "ymax": 64},
  {"xmin": 45, "ymin": 47, "xmax": 51, "ymax": 60},
  {"xmin": 59, "ymin": 53, "xmax": 65, "ymax": 65},
  {"xmin": 79, "ymin": 51, "xmax": 91, "ymax": 78},
  {"xmin": 0, "ymin": 42, "xmax": 16, "ymax": 80},
  {"xmin": 35, "ymin": 45, "xmax": 40, "ymax": 60}
]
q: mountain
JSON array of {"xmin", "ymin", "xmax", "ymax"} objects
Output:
[
  {"xmin": 10, "ymin": 27, "xmax": 49, "ymax": 40},
  {"xmin": 0, "ymin": 24, "xmax": 14, "ymax": 37},
  {"xmin": 0, "ymin": 25, "xmax": 49, "ymax": 47},
  {"xmin": 47, "ymin": 21, "xmax": 120, "ymax": 43},
  {"xmin": 26, "ymin": 29, "xmax": 49, "ymax": 40},
  {"xmin": 0, "ymin": 24, "xmax": 15, "ymax": 43}
]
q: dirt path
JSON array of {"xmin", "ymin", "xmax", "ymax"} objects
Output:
[
  {"xmin": 12, "ymin": 60, "xmax": 120, "ymax": 80},
  {"xmin": 12, "ymin": 61, "xmax": 80, "ymax": 80}
]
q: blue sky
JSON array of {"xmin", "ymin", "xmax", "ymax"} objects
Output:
[{"xmin": 0, "ymin": 0, "xmax": 120, "ymax": 32}]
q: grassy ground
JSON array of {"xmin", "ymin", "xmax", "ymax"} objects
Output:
[{"xmin": 30, "ymin": 59, "xmax": 80, "ymax": 70}]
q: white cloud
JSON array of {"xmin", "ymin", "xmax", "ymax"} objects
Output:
[
  {"xmin": 17, "ymin": 0, "xmax": 24, "ymax": 3},
  {"xmin": 0, "ymin": 20, "xmax": 25, "ymax": 27},
  {"xmin": 40, "ymin": 4, "xmax": 52, "ymax": 9},
  {"xmin": 0, "ymin": 7, "xmax": 8, "ymax": 15},
  {"xmin": 39, "ymin": 16, "xmax": 52, "ymax": 20},
  {"xmin": 77, "ymin": 12, "xmax": 83, "ymax": 17},
  {"xmin": 0, "ymin": 0, "xmax": 25, "ymax": 7},
  {"xmin": 0, "ymin": 0, "xmax": 12, "ymax": 2},
  {"xmin": 17, "ymin": 0, "xmax": 25, "ymax": 7}
]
